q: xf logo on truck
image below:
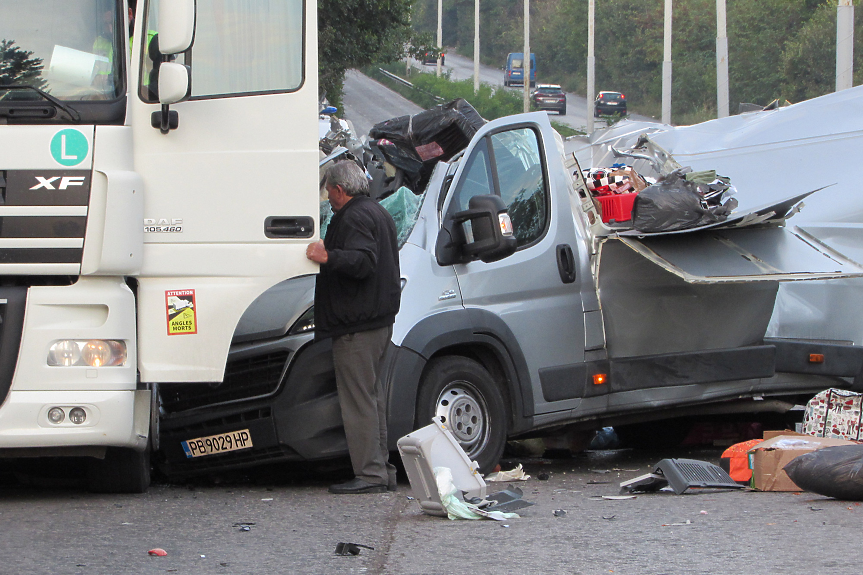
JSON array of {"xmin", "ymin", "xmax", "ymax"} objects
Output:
[
  {"xmin": 30, "ymin": 176, "xmax": 87, "ymax": 190},
  {"xmin": 2, "ymin": 171, "xmax": 90, "ymax": 206}
]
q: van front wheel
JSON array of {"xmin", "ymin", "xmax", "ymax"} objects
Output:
[{"xmin": 415, "ymin": 356, "xmax": 508, "ymax": 473}]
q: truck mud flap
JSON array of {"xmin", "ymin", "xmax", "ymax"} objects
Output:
[{"xmin": 609, "ymin": 345, "xmax": 775, "ymax": 391}]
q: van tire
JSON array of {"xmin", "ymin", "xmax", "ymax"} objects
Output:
[
  {"xmin": 415, "ymin": 356, "xmax": 508, "ymax": 473},
  {"xmin": 87, "ymin": 447, "xmax": 151, "ymax": 493}
]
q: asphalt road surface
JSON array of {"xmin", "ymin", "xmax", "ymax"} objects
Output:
[
  {"xmin": 2, "ymin": 444, "xmax": 860, "ymax": 574},
  {"xmin": 341, "ymin": 70, "xmax": 424, "ymax": 140}
]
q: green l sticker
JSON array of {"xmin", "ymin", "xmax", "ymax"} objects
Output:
[{"xmin": 50, "ymin": 129, "xmax": 89, "ymax": 167}]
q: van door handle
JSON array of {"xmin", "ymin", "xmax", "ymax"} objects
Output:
[
  {"xmin": 556, "ymin": 244, "xmax": 576, "ymax": 284},
  {"xmin": 264, "ymin": 216, "xmax": 315, "ymax": 239}
]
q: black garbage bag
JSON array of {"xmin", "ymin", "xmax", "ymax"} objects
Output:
[
  {"xmin": 631, "ymin": 168, "xmax": 738, "ymax": 233},
  {"xmin": 369, "ymin": 99, "xmax": 486, "ymax": 192},
  {"xmin": 783, "ymin": 444, "xmax": 863, "ymax": 500}
]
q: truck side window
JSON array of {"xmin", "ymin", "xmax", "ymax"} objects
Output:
[
  {"xmin": 449, "ymin": 127, "xmax": 548, "ymax": 248},
  {"xmin": 141, "ymin": 0, "xmax": 304, "ymax": 101}
]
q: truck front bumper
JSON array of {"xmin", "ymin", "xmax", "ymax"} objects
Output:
[{"xmin": 0, "ymin": 390, "xmax": 149, "ymax": 452}]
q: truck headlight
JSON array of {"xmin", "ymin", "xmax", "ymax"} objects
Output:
[{"xmin": 48, "ymin": 340, "xmax": 127, "ymax": 367}]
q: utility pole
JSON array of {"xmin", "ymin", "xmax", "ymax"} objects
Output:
[
  {"xmin": 716, "ymin": 0, "xmax": 729, "ymax": 118},
  {"xmin": 662, "ymin": 0, "xmax": 673, "ymax": 124},
  {"xmin": 474, "ymin": 0, "xmax": 480, "ymax": 93},
  {"xmin": 437, "ymin": 0, "xmax": 443, "ymax": 78},
  {"xmin": 587, "ymin": 0, "xmax": 595, "ymax": 133},
  {"xmin": 523, "ymin": 0, "xmax": 530, "ymax": 113},
  {"xmin": 836, "ymin": 0, "xmax": 854, "ymax": 91}
]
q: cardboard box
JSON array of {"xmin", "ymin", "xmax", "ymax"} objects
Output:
[{"xmin": 748, "ymin": 434, "xmax": 859, "ymax": 491}]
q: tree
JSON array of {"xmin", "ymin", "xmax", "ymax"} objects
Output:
[
  {"xmin": 0, "ymin": 40, "xmax": 46, "ymax": 89},
  {"xmin": 319, "ymin": 0, "xmax": 416, "ymax": 107}
]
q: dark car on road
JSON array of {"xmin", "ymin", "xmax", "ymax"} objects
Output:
[
  {"xmin": 595, "ymin": 91, "xmax": 627, "ymax": 116},
  {"xmin": 422, "ymin": 51, "xmax": 445, "ymax": 65},
  {"xmin": 531, "ymin": 84, "xmax": 566, "ymax": 115}
]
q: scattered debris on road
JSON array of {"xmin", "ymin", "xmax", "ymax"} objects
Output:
[
  {"xmin": 485, "ymin": 464, "xmax": 530, "ymax": 482},
  {"xmin": 334, "ymin": 542, "xmax": 374, "ymax": 556}
]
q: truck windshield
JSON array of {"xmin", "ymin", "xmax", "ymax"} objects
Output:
[{"xmin": 1, "ymin": 0, "xmax": 124, "ymax": 106}]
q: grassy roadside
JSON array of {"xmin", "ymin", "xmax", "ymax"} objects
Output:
[{"xmin": 363, "ymin": 62, "xmax": 583, "ymax": 138}]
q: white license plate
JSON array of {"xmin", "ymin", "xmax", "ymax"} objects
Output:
[{"xmin": 181, "ymin": 429, "xmax": 253, "ymax": 458}]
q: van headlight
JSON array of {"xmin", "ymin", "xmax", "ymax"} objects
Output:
[
  {"xmin": 288, "ymin": 307, "xmax": 315, "ymax": 335},
  {"xmin": 48, "ymin": 340, "xmax": 127, "ymax": 367}
]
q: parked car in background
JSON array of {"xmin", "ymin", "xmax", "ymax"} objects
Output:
[
  {"xmin": 504, "ymin": 52, "xmax": 536, "ymax": 87},
  {"xmin": 422, "ymin": 51, "xmax": 445, "ymax": 65},
  {"xmin": 531, "ymin": 84, "xmax": 567, "ymax": 115},
  {"xmin": 595, "ymin": 91, "xmax": 627, "ymax": 116}
]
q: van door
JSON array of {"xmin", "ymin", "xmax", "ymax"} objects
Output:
[
  {"xmin": 440, "ymin": 113, "xmax": 593, "ymax": 417},
  {"xmin": 130, "ymin": 0, "xmax": 319, "ymax": 383}
]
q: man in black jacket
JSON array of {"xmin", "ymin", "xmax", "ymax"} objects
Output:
[{"xmin": 306, "ymin": 161, "xmax": 401, "ymax": 494}]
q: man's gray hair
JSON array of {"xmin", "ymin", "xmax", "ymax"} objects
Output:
[{"xmin": 325, "ymin": 161, "xmax": 369, "ymax": 197}]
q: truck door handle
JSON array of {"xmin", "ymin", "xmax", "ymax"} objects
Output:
[
  {"xmin": 264, "ymin": 216, "xmax": 315, "ymax": 239},
  {"xmin": 556, "ymin": 244, "xmax": 576, "ymax": 284}
]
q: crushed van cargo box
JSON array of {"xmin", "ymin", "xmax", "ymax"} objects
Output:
[{"xmin": 748, "ymin": 434, "xmax": 859, "ymax": 492}]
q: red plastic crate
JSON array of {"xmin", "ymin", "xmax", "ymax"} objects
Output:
[{"xmin": 596, "ymin": 192, "xmax": 637, "ymax": 223}]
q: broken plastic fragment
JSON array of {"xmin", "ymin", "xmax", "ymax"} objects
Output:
[
  {"xmin": 434, "ymin": 467, "xmax": 520, "ymax": 521},
  {"xmin": 148, "ymin": 548, "xmax": 167, "ymax": 557},
  {"xmin": 335, "ymin": 542, "xmax": 374, "ymax": 556},
  {"xmin": 553, "ymin": 509, "xmax": 567, "ymax": 517},
  {"xmin": 485, "ymin": 464, "xmax": 530, "ymax": 482}
]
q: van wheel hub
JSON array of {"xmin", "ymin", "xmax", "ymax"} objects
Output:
[{"xmin": 435, "ymin": 383, "xmax": 487, "ymax": 452}]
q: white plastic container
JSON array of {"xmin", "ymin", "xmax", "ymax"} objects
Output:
[{"xmin": 397, "ymin": 417, "xmax": 487, "ymax": 516}]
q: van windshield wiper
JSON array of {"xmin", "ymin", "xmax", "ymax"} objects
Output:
[{"xmin": 0, "ymin": 85, "xmax": 81, "ymax": 123}]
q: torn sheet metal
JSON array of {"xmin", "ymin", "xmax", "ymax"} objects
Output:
[{"xmin": 612, "ymin": 225, "xmax": 863, "ymax": 284}]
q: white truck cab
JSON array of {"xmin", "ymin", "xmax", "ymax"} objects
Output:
[{"xmin": 0, "ymin": 0, "xmax": 319, "ymax": 491}]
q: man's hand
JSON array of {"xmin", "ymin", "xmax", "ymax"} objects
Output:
[{"xmin": 306, "ymin": 240, "xmax": 328, "ymax": 264}]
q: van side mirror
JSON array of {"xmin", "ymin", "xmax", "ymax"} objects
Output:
[
  {"xmin": 158, "ymin": 0, "xmax": 196, "ymax": 54},
  {"xmin": 436, "ymin": 194, "xmax": 518, "ymax": 266}
]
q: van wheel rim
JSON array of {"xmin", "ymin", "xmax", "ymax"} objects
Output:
[{"xmin": 434, "ymin": 383, "xmax": 489, "ymax": 456}]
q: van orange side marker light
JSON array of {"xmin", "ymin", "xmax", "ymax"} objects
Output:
[
  {"xmin": 593, "ymin": 373, "xmax": 607, "ymax": 385},
  {"xmin": 809, "ymin": 354, "xmax": 825, "ymax": 364}
]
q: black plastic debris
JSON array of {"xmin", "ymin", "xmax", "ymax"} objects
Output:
[
  {"xmin": 784, "ymin": 444, "xmax": 863, "ymax": 501},
  {"xmin": 537, "ymin": 472, "xmax": 550, "ymax": 481},
  {"xmin": 553, "ymin": 509, "xmax": 567, "ymax": 517},
  {"xmin": 632, "ymin": 168, "xmax": 737, "ymax": 233},
  {"xmin": 334, "ymin": 543, "xmax": 374, "ymax": 556},
  {"xmin": 466, "ymin": 486, "xmax": 536, "ymax": 513},
  {"xmin": 485, "ymin": 486, "xmax": 535, "ymax": 513},
  {"xmin": 233, "ymin": 522, "xmax": 255, "ymax": 532},
  {"xmin": 620, "ymin": 458, "xmax": 744, "ymax": 494},
  {"xmin": 369, "ymin": 99, "xmax": 485, "ymax": 193}
]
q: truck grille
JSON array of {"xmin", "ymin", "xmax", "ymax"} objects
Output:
[
  {"xmin": 160, "ymin": 351, "xmax": 291, "ymax": 413},
  {"xmin": 0, "ymin": 169, "xmax": 90, "ymax": 273}
]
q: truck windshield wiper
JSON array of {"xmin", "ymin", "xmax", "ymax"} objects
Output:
[{"xmin": 0, "ymin": 85, "xmax": 81, "ymax": 123}]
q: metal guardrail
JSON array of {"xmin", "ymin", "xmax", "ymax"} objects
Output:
[{"xmin": 376, "ymin": 68, "xmax": 445, "ymax": 104}]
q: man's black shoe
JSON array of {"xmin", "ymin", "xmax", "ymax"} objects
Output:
[{"xmin": 328, "ymin": 478, "xmax": 388, "ymax": 494}]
